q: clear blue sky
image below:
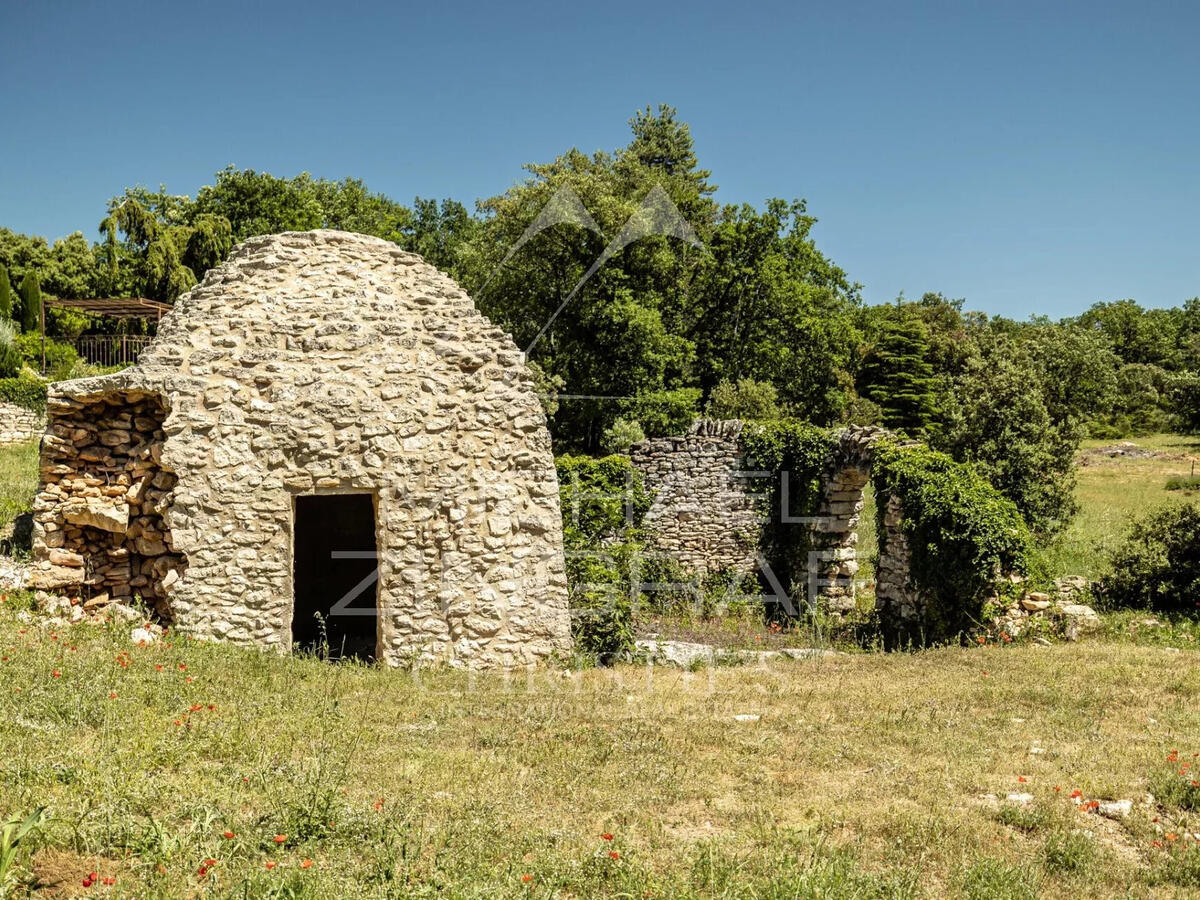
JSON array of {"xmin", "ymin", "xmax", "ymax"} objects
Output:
[{"xmin": 2, "ymin": 0, "xmax": 1197, "ymax": 318}]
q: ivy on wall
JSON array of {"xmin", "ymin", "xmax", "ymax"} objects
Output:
[{"xmin": 871, "ymin": 439, "xmax": 1030, "ymax": 643}]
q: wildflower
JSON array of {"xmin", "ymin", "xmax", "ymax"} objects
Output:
[
  {"xmin": 274, "ymin": 834, "xmax": 287, "ymax": 844},
  {"xmin": 265, "ymin": 861, "xmax": 277, "ymax": 870},
  {"xmin": 179, "ymin": 663, "xmax": 186, "ymax": 671},
  {"xmin": 373, "ymin": 798, "xmax": 384, "ymax": 811},
  {"xmin": 1070, "ymin": 789, "xmax": 1083, "ymax": 799},
  {"xmin": 521, "ymin": 873, "xmax": 532, "ymax": 882},
  {"xmin": 601, "ymin": 833, "xmax": 614, "ymax": 841},
  {"xmin": 208, "ymin": 704, "xmax": 216, "ymax": 711},
  {"xmin": 190, "ymin": 704, "xmax": 203, "ymax": 712},
  {"xmin": 222, "ymin": 830, "xmax": 235, "ymax": 839},
  {"xmin": 1168, "ymin": 833, "xmax": 1179, "ymax": 842},
  {"xmin": 300, "ymin": 859, "xmax": 313, "ymax": 869},
  {"xmin": 981, "ymin": 670, "xmax": 989, "ymax": 677},
  {"xmin": 976, "ymin": 636, "xmax": 985, "ymax": 644},
  {"xmin": 155, "ymin": 664, "xmax": 163, "ymax": 672},
  {"xmin": 185, "ymin": 676, "xmax": 194, "ymax": 684},
  {"xmin": 1017, "ymin": 776, "xmax": 1027, "ymax": 783},
  {"xmin": 109, "ymin": 692, "xmax": 117, "ymax": 699},
  {"xmin": 1152, "ymin": 840, "xmax": 1164, "ymax": 849},
  {"xmin": 52, "ymin": 670, "xmax": 61, "ymax": 678},
  {"xmin": 1053, "ymin": 786, "xmax": 1061, "ymax": 792},
  {"xmin": 174, "ymin": 719, "xmax": 183, "ymax": 727},
  {"xmin": 1169, "ymin": 751, "xmax": 1179, "ymax": 762},
  {"xmin": 608, "ymin": 851, "xmax": 620, "ymax": 860},
  {"xmin": 102, "ymin": 877, "xmax": 115, "ymax": 885}
]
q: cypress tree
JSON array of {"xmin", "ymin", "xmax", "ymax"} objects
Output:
[
  {"xmin": 18, "ymin": 272, "xmax": 41, "ymax": 334},
  {"xmin": 0, "ymin": 265, "xmax": 10, "ymax": 321},
  {"xmin": 858, "ymin": 312, "xmax": 940, "ymax": 435}
]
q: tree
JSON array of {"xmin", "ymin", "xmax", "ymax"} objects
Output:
[
  {"xmin": 0, "ymin": 265, "xmax": 11, "ymax": 322},
  {"xmin": 18, "ymin": 272, "xmax": 40, "ymax": 334},
  {"xmin": 857, "ymin": 305, "xmax": 940, "ymax": 435},
  {"xmin": 706, "ymin": 378, "xmax": 781, "ymax": 420},
  {"xmin": 935, "ymin": 344, "xmax": 1081, "ymax": 536}
]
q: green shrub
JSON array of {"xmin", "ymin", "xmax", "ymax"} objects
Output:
[
  {"xmin": 14, "ymin": 333, "xmax": 78, "ymax": 380},
  {"xmin": 1166, "ymin": 476, "xmax": 1200, "ymax": 492},
  {"xmin": 705, "ymin": 378, "xmax": 781, "ymax": 421},
  {"xmin": 556, "ymin": 455, "xmax": 654, "ymax": 662},
  {"xmin": 872, "ymin": 441, "xmax": 1030, "ymax": 644},
  {"xmin": 0, "ymin": 373, "xmax": 47, "ymax": 413},
  {"xmin": 1099, "ymin": 503, "xmax": 1200, "ymax": 614},
  {"xmin": 600, "ymin": 417, "xmax": 646, "ymax": 455},
  {"xmin": 622, "ymin": 388, "xmax": 701, "ymax": 437},
  {"xmin": 0, "ymin": 321, "xmax": 21, "ymax": 379}
]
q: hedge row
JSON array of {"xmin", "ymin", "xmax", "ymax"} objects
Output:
[{"xmin": 0, "ymin": 373, "xmax": 47, "ymax": 413}]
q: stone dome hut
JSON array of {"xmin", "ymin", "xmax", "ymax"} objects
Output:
[{"xmin": 30, "ymin": 230, "xmax": 572, "ymax": 668}]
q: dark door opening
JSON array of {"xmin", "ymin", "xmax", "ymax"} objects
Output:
[{"xmin": 292, "ymin": 493, "xmax": 379, "ymax": 661}]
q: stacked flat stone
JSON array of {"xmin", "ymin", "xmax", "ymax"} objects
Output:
[
  {"xmin": 631, "ymin": 422, "xmax": 931, "ymax": 627},
  {"xmin": 31, "ymin": 393, "xmax": 183, "ymax": 614},
  {"xmin": 0, "ymin": 399, "xmax": 44, "ymax": 444},
  {"xmin": 29, "ymin": 230, "xmax": 571, "ymax": 668},
  {"xmin": 630, "ymin": 420, "xmax": 764, "ymax": 576}
]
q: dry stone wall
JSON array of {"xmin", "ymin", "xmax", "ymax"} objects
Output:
[
  {"xmin": 30, "ymin": 230, "xmax": 571, "ymax": 668},
  {"xmin": 631, "ymin": 422, "xmax": 924, "ymax": 624},
  {"xmin": 629, "ymin": 420, "xmax": 764, "ymax": 576},
  {"xmin": 31, "ymin": 392, "xmax": 185, "ymax": 615},
  {"xmin": 0, "ymin": 399, "xmax": 44, "ymax": 444}
]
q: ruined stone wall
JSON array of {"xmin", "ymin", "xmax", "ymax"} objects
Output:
[
  {"xmin": 629, "ymin": 420, "xmax": 764, "ymax": 576},
  {"xmin": 31, "ymin": 392, "xmax": 185, "ymax": 614},
  {"xmin": 0, "ymin": 399, "xmax": 44, "ymax": 444},
  {"xmin": 30, "ymin": 230, "xmax": 571, "ymax": 668},
  {"xmin": 631, "ymin": 422, "xmax": 921, "ymax": 621}
]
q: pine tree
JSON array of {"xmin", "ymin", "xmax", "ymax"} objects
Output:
[
  {"xmin": 0, "ymin": 265, "xmax": 11, "ymax": 322},
  {"xmin": 18, "ymin": 272, "xmax": 41, "ymax": 334},
  {"xmin": 858, "ymin": 311, "xmax": 940, "ymax": 434}
]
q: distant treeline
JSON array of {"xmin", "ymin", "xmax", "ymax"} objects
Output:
[{"xmin": 4, "ymin": 106, "xmax": 1198, "ymax": 537}]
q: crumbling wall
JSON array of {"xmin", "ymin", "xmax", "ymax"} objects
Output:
[
  {"xmin": 629, "ymin": 420, "xmax": 764, "ymax": 576},
  {"xmin": 631, "ymin": 422, "xmax": 921, "ymax": 622},
  {"xmin": 30, "ymin": 391, "xmax": 186, "ymax": 615},
  {"xmin": 0, "ymin": 399, "xmax": 44, "ymax": 444}
]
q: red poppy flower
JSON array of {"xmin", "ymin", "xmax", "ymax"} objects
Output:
[
  {"xmin": 1070, "ymin": 789, "xmax": 1083, "ymax": 799},
  {"xmin": 521, "ymin": 873, "xmax": 532, "ymax": 882},
  {"xmin": 608, "ymin": 851, "xmax": 620, "ymax": 860},
  {"xmin": 300, "ymin": 859, "xmax": 313, "ymax": 869},
  {"xmin": 273, "ymin": 834, "xmax": 287, "ymax": 844},
  {"xmin": 109, "ymin": 692, "xmax": 117, "ymax": 699},
  {"xmin": 601, "ymin": 833, "xmax": 614, "ymax": 841},
  {"xmin": 265, "ymin": 861, "xmax": 276, "ymax": 870},
  {"xmin": 52, "ymin": 670, "xmax": 61, "ymax": 678},
  {"xmin": 223, "ymin": 830, "xmax": 235, "ymax": 839},
  {"xmin": 102, "ymin": 877, "xmax": 115, "ymax": 886},
  {"xmin": 155, "ymin": 664, "xmax": 163, "ymax": 672},
  {"xmin": 1017, "ymin": 776, "xmax": 1027, "ymax": 783}
]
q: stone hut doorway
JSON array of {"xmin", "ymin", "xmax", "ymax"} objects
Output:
[{"xmin": 291, "ymin": 493, "xmax": 380, "ymax": 661}]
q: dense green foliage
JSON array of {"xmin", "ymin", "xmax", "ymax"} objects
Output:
[
  {"xmin": 0, "ymin": 265, "xmax": 10, "ymax": 322},
  {"xmin": 871, "ymin": 441, "xmax": 1030, "ymax": 645},
  {"xmin": 9, "ymin": 106, "xmax": 1200, "ymax": 542},
  {"xmin": 16, "ymin": 274, "xmax": 38, "ymax": 334},
  {"xmin": 555, "ymin": 454, "xmax": 655, "ymax": 660},
  {"xmin": 0, "ymin": 373, "xmax": 47, "ymax": 413},
  {"xmin": 0, "ymin": 323, "xmax": 21, "ymax": 380},
  {"xmin": 857, "ymin": 305, "xmax": 940, "ymax": 434},
  {"xmin": 1099, "ymin": 503, "xmax": 1200, "ymax": 614}
]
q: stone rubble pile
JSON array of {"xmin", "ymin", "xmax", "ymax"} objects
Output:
[
  {"xmin": 991, "ymin": 575, "xmax": 1102, "ymax": 640},
  {"xmin": 29, "ymin": 392, "xmax": 184, "ymax": 616}
]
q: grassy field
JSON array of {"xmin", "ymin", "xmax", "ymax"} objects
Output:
[
  {"xmin": 1, "ymin": 436, "xmax": 1199, "ymax": 897},
  {"xmin": 1, "ymin": 603, "xmax": 1199, "ymax": 899},
  {"xmin": 1039, "ymin": 434, "xmax": 1200, "ymax": 580}
]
